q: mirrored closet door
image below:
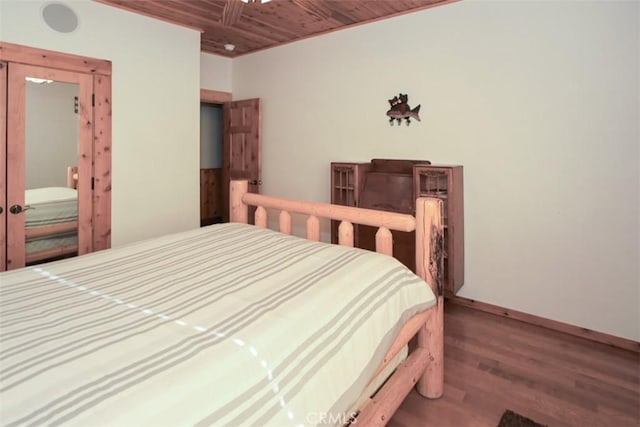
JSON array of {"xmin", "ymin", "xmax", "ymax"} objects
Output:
[
  {"xmin": 6, "ymin": 63, "xmax": 93, "ymax": 269},
  {"xmin": 0, "ymin": 42, "xmax": 112, "ymax": 271}
]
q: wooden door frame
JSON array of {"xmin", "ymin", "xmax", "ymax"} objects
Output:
[
  {"xmin": 200, "ymin": 89, "xmax": 231, "ymax": 104},
  {"xmin": 0, "ymin": 62, "xmax": 7, "ymax": 271},
  {"xmin": 0, "ymin": 42, "xmax": 112, "ymax": 269}
]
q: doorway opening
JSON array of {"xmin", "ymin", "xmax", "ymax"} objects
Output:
[
  {"xmin": 199, "ymin": 89, "xmax": 262, "ymax": 225},
  {"xmin": 200, "ymin": 102, "xmax": 224, "ymax": 226}
]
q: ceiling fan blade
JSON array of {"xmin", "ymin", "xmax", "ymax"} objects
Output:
[{"xmin": 221, "ymin": 0, "xmax": 244, "ymax": 26}]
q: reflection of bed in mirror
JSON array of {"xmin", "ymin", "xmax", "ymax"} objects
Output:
[{"xmin": 25, "ymin": 166, "xmax": 78, "ymax": 264}]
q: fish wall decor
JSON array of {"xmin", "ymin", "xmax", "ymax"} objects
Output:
[{"xmin": 386, "ymin": 93, "xmax": 421, "ymax": 126}]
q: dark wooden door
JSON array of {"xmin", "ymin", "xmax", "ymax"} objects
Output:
[{"xmin": 222, "ymin": 98, "xmax": 262, "ymax": 222}]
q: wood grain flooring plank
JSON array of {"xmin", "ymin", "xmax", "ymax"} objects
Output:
[{"xmin": 388, "ymin": 303, "xmax": 640, "ymax": 426}]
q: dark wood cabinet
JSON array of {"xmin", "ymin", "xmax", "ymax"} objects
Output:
[{"xmin": 330, "ymin": 159, "xmax": 464, "ymax": 294}]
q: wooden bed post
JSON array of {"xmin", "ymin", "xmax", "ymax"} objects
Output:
[
  {"xmin": 230, "ymin": 180, "xmax": 248, "ymax": 223},
  {"xmin": 66, "ymin": 166, "xmax": 78, "ymax": 189},
  {"xmin": 415, "ymin": 197, "xmax": 444, "ymax": 399}
]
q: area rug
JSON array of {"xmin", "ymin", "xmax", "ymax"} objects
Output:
[{"xmin": 497, "ymin": 410, "xmax": 548, "ymax": 427}]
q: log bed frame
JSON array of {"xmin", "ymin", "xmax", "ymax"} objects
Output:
[
  {"xmin": 230, "ymin": 180, "xmax": 444, "ymax": 426},
  {"xmin": 25, "ymin": 166, "xmax": 79, "ymax": 264}
]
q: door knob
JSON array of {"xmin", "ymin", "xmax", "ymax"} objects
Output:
[
  {"xmin": 249, "ymin": 179, "xmax": 262, "ymax": 186},
  {"xmin": 9, "ymin": 205, "xmax": 32, "ymax": 214}
]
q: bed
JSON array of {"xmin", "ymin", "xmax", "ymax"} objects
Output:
[
  {"xmin": 0, "ymin": 179, "xmax": 444, "ymax": 426},
  {"xmin": 24, "ymin": 166, "xmax": 79, "ymax": 264}
]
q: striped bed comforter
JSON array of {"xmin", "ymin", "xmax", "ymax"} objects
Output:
[{"xmin": 0, "ymin": 223, "xmax": 436, "ymax": 427}]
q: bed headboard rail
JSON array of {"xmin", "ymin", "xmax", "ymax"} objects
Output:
[
  {"xmin": 230, "ymin": 180, "xmax": 443, "ymax": 292},
  {"xmin": 231, "ymin": 179, "xmax": 415, "ymax": 252}
]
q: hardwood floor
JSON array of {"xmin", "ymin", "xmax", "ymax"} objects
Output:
[{"xmin": 388, "ymin": 303, "xmax": 640, "ymax": 427}]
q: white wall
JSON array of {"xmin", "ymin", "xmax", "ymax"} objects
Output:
[
  {"xmin": 201, "ymin": 52, "xmax": 232, "ymax": 92},
  {"xmin": 1, "ymin": 0, "xmax": 201, "ymax": 246},
  {"xmin": 0, "ymin": 2, "xmax": 4, "ymax": 40},
  {"xmin": 232, "ymin": 1, "xmax": 640, "ymax": 341},
  {"xmin": 199, "ymin": 52, "xmax": 230, "ymax": 170},
  {"xmin": 25, "ymin": 81, "xmax": 78, "ymax": 189}
]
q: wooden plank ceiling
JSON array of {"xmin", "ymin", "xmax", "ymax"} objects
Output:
[{"xmin": 96, "ymin": 0, "xmax": 452, "ymax": 57}]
